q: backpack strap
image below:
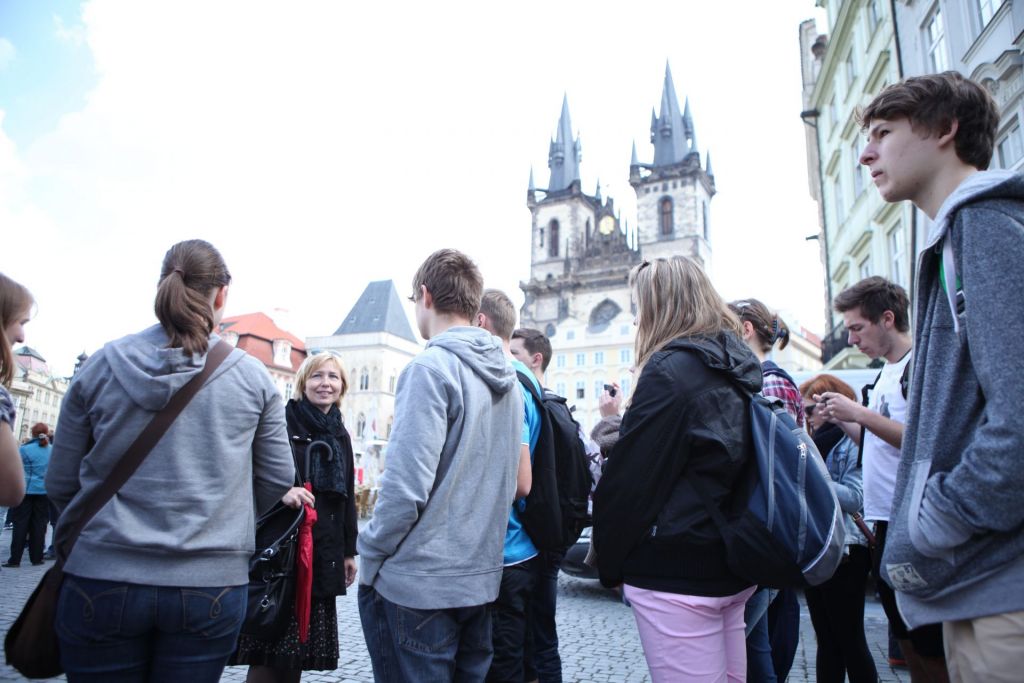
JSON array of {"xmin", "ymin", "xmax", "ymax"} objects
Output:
[
  {"xmin": 856, "ymin": 369, "xmax": 882, "ymax": 468},
  {"xmin": 517, "ymin": 370, "xmax": 543, "ymax": 407}
]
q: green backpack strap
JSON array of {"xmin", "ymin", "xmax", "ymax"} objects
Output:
[{"xmin": 938, "ymin": 237, "xmax": 965, "ymax": 320}]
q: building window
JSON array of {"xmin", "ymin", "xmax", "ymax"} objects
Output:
[
  {"xmin": 859, "ymin": 255, "xmax": 873, "ymax": 281},
  {"xmin": 978, "ymin": 0, "xmax": 1001, "ymax": 27},
  {"xmin": 556, "ymin": 354, "xmax": 566, "ymax": 369},
  {"xmin": 594, "ymin": 351, "xmax": 604, "ymax": 365},
  {"xmin": 360, "ymin": 368, "xmax": 369, "ymax": 391},
  {"xmin": 357, "ymin": 413, "xmax": 366, "ymax": 438},
  {"xmin": 285, "ymin": 383, "xmax": 293, "ymax": 399},
  {"xmin": 566, "ymin": 330, "xmax": 575, "ymax": 340},
  {"xmin": 869, "ymin": 0, "xmax": 883, "ymax": 27},
  {"xmin": 594, "ymin": 381, "xmax": 604, "ymax": 399},
  {"xmin": 620, "ymin": 324, "xmax": 630, "ymax": 336},
  {"xmin": 620, "ymin": 348, "xmax": 632, "ymax": 364},
  {"xmin": 925, "ymin": 6, "xmax": 949, "ymax": 73},
  {"xmin": 539, "ymin": 227, "xmax": 544, "ymax": 248},
  {"xmin": 852, "ymin": 142, "xmax": 864, "ymax": 198},
  {"xmin": 889, "ymin": 223, "xmax": 907, "ymax": 288},
  {"xmin": 386, "ymin": 417, "xmax": 393, "ymax": 438},
  {"xmin": 575, "ymin": 353, "xmax": 585, "ymax": 367},
  {"xmin": 548, "ymin": 219, "xmax": 560, "ymax": 257},
  {"xmin": 997, "ymin": 121, "xmax": 1024, "ymax": 168},
  {"xmin": 576, "ymin": 381, "xmax": 585, "ymax": 400},
  {"xmin": 703, "ymin": 202, "xmax": 710, "ymax": 241},
  {"xmin": 621, "ymin": 377, "xmax": 631, "ymax": 397},
  {"xmin": 828, "ymin": 97, "xmax": 837, "ymax": 132},
  {"xmin": 556, "ymin": 382, "xmax": 566, "ymax": 397},
  {"xmin": 844, "ymin": 51, "xmax": 856, "ymax": 91},
  {"xmin": 659, "ymin": 197, "xmax": 673, "ymax": 236},
  {"xmin": 388, "ymin": 373, "xmax": 396, "ymax": 393}
]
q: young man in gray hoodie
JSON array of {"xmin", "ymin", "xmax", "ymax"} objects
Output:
[
  {"xmin": 357, "ymin": 249, "xmax": 523, "ymax": 682},
  {"xmin": 860, "ymin": 71, "xmax": 1024, "ymax": 682}
]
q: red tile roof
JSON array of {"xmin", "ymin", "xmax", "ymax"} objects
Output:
[{"xmin": 220, "ymin": 312, "xmax": 306, "ymax": 373}]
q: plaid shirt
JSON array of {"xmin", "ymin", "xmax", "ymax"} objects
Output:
[
  {"xmin": 762, "ymin": 365, "xmax": 805, "ymax": 430},
  {"xmin": 0, "ymin": 384, "xmax": 14, "ymax": 429}
]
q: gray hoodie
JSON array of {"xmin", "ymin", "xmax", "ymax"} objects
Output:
[
  {"xmin": 882, "ymin": 171, "xmax": 1024, "ymax": 627},
  {"xmin": 46, "ymin": 324, "xmax": 296, "ymax": 587},
  {"xmin": 357, "ymin": 326, "xmax": 522, "ymax": 609}
]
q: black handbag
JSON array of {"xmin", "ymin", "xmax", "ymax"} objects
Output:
[
  {"xmin": 240, "ymin": 439, "xmax": 327, "ymax": 640},
  {"xmin": 4, "ymin": 341, "xmax": 232, "ymax": 679}
]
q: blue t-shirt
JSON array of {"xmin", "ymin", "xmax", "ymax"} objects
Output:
[{"xmin": 504, "ymin": 359, "xmax": 541, "ymax": 565}]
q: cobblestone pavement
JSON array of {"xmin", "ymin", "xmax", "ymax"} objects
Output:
[{"xmin": 0, "ymin": 525, "xmax": 908, "ymax": 682}]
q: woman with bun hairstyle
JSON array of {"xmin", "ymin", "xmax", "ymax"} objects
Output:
[
  {"xmin": 45, "ymin": 240, "xmax": 308, "ymax": 682},
  {"xmin": 728, "ymin": 297, "xmax": 803, "ymax": 683},
  {"xmin": 234, "ymin": 351, "xmax": 358, "ymax": 683},
  {"xmin": 0, "ymin": 273, "xmax": 32, "ymax": 508},
  {"xmin": 4, "ymin": 423, "xmax": 52, "ymax": 567},
  {"xmin": 593, "ymin": 256, "xmax": 761, "ymax": 682},
  {"xmin": 799, "ymin": 374, "xmax": 877, "ymax": 683}
]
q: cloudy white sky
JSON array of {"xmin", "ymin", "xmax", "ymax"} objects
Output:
[{"xmin": 1, "ymin": 1, "xmax": 828, "ymax": 375}]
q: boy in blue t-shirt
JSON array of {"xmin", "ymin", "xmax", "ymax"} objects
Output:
[{"xmin": 476, "ymin": 289, "xmax": 542, "ymax": 681}]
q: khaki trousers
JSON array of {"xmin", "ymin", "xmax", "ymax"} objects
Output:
[{"xmin": 944, "ymin": 610, "xmax": 1024, "ymax": 683}]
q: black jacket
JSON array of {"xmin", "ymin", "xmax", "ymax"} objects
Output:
[
  {"xmin": 286, "ymin": 410, "xmax": 358, "ymax": 599},
  {"xmin": 593, "ymin": 332, "xmax": 761, "ymax": 595}
]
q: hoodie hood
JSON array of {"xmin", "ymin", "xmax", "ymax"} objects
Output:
[
  {"xmin": 104, "ymin": 324, "xmax": 242, "ymax": 411},
  {"xmin": 426, "ymin": 326, "xmax": 517, "ymax": 395},
  {"xmin": 924, "ymin": 170, "xmax": 1024, "ymax": 331},
  {"xmin": 662, "ymin": 331, "xmax": 763, "ymax": 394}
]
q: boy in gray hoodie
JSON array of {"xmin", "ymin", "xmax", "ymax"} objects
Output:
[
  {"xmin": 357, "ymin": 249, "xmax": 523, "ymax": 682},
  {"xmin": 860, "ymin": 72, "xmax": 1024, "ymax": 682}
]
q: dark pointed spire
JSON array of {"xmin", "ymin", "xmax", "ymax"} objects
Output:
[
  {"xmin": 528, "ymin": 166, "xmax": 535, "ymax": 191},
  {"xmin": 631, "ymin": 140, "xmax": 639, "ymax": 166},
  {"xmin": 705, "ymin": 152, "xmax": 713, "ymax": 176},
  {"xmin": 547, "ymin": 94, "xmax": 581, "ymax": 191},
  {"xmin": 683, "ymin": 97, "xmax": 697, "ymax": 152},
  {"xmin": 595, "ymin": 177, "xmax": 602, "ymax": 200},
  {"xmin": 651, "ymin": 62, "xmax": 694, "ymax": 167}
]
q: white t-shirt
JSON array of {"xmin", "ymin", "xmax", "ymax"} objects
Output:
[{"xmin": 862, "ymin": 352, "xmax": 911, "ymax": 522}]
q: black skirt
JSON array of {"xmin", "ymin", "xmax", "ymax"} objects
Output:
[{"xmin": 231, "ymin": 597, "xmax": 339, "ymax": 671}]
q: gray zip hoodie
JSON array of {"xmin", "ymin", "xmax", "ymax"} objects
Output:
[
  {"xmin": 46, "ymin": 324, "xmax": 296, "ymax": 587},
  {"xmin": 357, "ymin": 326, "xmax": 522, "ymax": 609},
  {"xmin": 882, "ymin": 171, "xmax": 1024, "ymax": 627}
]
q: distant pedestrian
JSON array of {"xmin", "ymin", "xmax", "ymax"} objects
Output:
[
  {"xmin": 357, "ymin": 249, "xmax": 523, "ymax": 682},
  {"xmin": 861, "ymin": 71, "xmax": 1024, "ymax": 683},
  {"xmin": 593, "ymin": 256, "xmax": 759, "ymax": 682},
  {"xmin": 4, "ymin": 423, "xmax": 51, "ymax": 567},
  {"xmin": 799, "ymin": 375, "xmax": 878, "ymax": 683},
  {"xmin": 45, "ymin": 239, "xmax": 305, "ymax": 682},
  {"xmin": 0, "ymin": 272, "xmax": 32, "ymax": 509}
]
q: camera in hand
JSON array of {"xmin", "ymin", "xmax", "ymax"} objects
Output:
[{"xmin": 603, "ymin": 384, "xmax": 617, "ymax": 397}]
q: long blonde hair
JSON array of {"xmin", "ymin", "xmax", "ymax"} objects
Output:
[{"xmin": 630, "ymin": 256, "xmax": 741, "ymax": 375}]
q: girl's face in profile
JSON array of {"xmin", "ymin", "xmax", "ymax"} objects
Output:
[{"xmin": 3, "ymin": 307, "xmax": 31, "ymax": 348}]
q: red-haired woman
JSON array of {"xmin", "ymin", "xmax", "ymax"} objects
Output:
[{"xmin": 4, "ymin": 423, "xmax": 51, "ymax": 567}]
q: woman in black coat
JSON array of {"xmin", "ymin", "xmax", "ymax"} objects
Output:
[
  {"xmin": 235, "ymin": 352, "xmax": 358, "ymax": 683},
  {"xmin": 593, "ymin": 256, "xmax": 761, "ymax": 683}
]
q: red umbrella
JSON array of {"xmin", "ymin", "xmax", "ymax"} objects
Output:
[{"xmin": 295, "ymin": 481, "xmax": 317, "ymax": 643}]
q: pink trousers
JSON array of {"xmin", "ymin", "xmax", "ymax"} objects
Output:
[{"xmin": 624, "ymin": 584, "xmax": 756, "ymax": 683}]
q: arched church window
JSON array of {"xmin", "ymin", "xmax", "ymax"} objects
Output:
[
  {"xmin": 360, "ymin": 368, "xmax": 369, "ymax": 391},
  {"xmin": 357, "ymin": 413, "xmax": 366, "ymax": 438},
  {"xmin": 660, "ymin": 197, "xmax": 673, "ymax": 236},
  {"xmin": 548, "ymin": 220, "xmax": 560, "ymax": 257}
]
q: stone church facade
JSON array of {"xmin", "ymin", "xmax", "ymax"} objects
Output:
[{"xmin": 520, "ymin": 65, "xmax": 715, "ymax": 429}]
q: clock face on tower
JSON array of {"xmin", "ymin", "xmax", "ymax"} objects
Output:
[{"xmin": 598, "ymin": 215, "xmax": 615, "ymax": 235}]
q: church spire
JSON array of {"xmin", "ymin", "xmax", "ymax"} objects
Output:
[
  {"xmin": 547, "ymin": 94, "xmax": 582, "ymax": 192},
  {"xmin": 651, "ymin": 62, "xmax": 696, "ymax": 167}
]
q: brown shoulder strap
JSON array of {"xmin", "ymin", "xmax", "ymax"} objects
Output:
[{"xmin": 55, "ymin": 340, "xmax": 234, "ymax": 564}]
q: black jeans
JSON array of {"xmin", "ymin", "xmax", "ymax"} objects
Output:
[
  {"xmin": 488, "ymin": 557, "xmax": 541, "ymax": 682},
  {"xmin": 804, "ymin": 545, "xmax": 879, "ymax": 683},
  {"xmin": 8, "ymin": 494, "xmax": 49, "ymax": 564},
  {"xmin": 527, "ymin": 550, "xmax": 563, "ymax": 682},
  {"xmin": 873, "ymin": 521, "xmax": 945, "ymax": 658}
]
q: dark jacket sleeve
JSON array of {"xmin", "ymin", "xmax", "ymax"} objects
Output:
[
  {"xmin": 592, "ymin": 356, "xmax": 695, "ymax": 587},
  {"xmin": 345, "ymin": 444, "xmax": 358, "ymax": 557}
]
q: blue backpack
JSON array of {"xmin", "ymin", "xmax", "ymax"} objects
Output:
[{"xmin": 697, "ymin": 392, "xmax": 846, "ymax": 588}]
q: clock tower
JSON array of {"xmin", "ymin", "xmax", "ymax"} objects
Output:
[{"xmin": 519, "ymin": 65, "xmax": 714, "ymax": 429}]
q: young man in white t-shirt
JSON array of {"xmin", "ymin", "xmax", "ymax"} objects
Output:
[{"xmin": 813, "ymin": 276, "xmax": 947, "ymax": 682}]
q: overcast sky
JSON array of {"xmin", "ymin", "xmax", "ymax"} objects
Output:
[{"xmin": 1, "ymin": 1, "xmax": 828, "ymax": 375}]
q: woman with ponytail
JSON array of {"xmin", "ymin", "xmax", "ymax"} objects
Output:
[
  {"xmin": 45, "ymin": 240, "xmax": 308, "ymax": 682},
  {"xmin": 4, "ymin": 423, "xmax": 52, "ymax": 567},
  {"xmin": 0, "ymin": 273, "xmax": 32, "ymax": 509},
  {"xmin": 729, "ymin": 297, "xmax": 805, "ymax": 683}
]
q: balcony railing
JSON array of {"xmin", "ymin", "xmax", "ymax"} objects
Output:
[{"xmin": 821, "ymin": 323, "xmax": 852, "ymax": 365}]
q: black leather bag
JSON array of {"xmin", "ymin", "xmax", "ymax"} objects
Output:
[{"xmin": 240, "ymin": 439, "xmax": 324, "ymax": 640}]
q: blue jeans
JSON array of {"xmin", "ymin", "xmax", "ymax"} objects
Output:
[
  {"xmin": 359, "ymin": 583, "xmax": 492, "ymax": 682},
  {"xmin": 744, "ymin": 587, "xmax": 778, "ymax": 683},
  {"xmin": 56, "ymin": 575, "xmax": 246, "ymax": 683}
]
